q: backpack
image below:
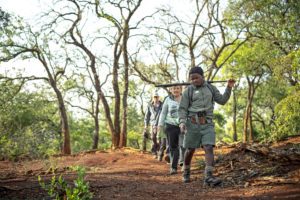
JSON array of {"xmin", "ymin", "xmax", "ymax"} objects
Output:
[{"xmin": 187, "ymin": 83, "xmax": 215, "ymax": 107}]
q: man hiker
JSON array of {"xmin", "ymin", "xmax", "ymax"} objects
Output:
[
  {"xmin": 144, "ymin": 91, "xmax": 163, "ymax": 158},
  {"xmin": 178, "ymin": 66, "xmax": 235, "ymax": 186}
]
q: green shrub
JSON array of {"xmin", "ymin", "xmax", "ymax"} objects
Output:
[
  {"xmin": 273, "ymin": 90, "xmax": 300, "ymax": 140},
  {"xmin": 38, "ymin": 166, "xmax": 93, "ymax": 200}
]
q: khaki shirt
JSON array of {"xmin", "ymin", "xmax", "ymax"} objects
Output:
[{"xmin": 178, "ymin": 82, "xmax": 232, "ymax": 124}]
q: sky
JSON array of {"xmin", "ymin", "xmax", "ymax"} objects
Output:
[
  {"xmin": 0, "ymin": 0, "xmax": 44, "ymax": 20},
  {"xmin": 0, "ymin": 0, "xmax": 192, "ymax": 20},
  {"xmin": 0, "ymin": 0, "xmax": 174, "ymax": 103},
  {"xmin": 0, "ymin": 0, "xmax": 228, "ymax": 97},
  {"xmin": 0, "ymin": 0, "xmax": 195, "ymax": 90}
]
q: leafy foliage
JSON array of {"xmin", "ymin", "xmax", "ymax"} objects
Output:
[
  {"xmin": 214, "ymin": 112, "xmax": 228, "ymax": 142},
  {"xmin": 0, "ymin": 7, "xmax": 10, "ymax": 29},
  {"xmin": 69, "ymin": 118, "xmax": 94, "ymax": 153},
  {"xmin": 273, "ymin": 90, "xmax": 300, "ymax": 140},
  {"xmin": 0, "ymin": 81, "xmax": 60, "ymax": 159},
  {"xmin": 225, "ymin": 0, "xmax": 300, "ymax": 85},
  {"xmin": 38, "ymin": 166, "xmax": 93, "ymax": 200},
  {"xmin": 0, "ymin": 0, "xmax": 299, "ymax": 158}
]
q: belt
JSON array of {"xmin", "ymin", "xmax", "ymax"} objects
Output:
[{"xmin": 190, "ymin": 116, "xmax": 212, "ymax": 125}]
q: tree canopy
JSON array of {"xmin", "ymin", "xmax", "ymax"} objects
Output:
[{"xmin": 0, "ymin": 0, "xmax": 299, "ymax": 158}]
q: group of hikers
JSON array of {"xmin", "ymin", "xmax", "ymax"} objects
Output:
[{"xmin": 143, "ymin": 66, "xmax": 235, "ymax": 187}]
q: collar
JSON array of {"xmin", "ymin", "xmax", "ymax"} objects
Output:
[{"xmin": 192, "ymin": 81, "xmax": 208, "ymax": 89}]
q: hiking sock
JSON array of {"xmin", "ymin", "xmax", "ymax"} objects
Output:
[
  {"xmin": 204, "ymin": 166, "xmax": 214, "ymax": 177},
  {"xmin": 182, "ymin": 165, "xmax": 191, "ymax": 183}
]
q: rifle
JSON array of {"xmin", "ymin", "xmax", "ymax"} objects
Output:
[{"xmin": 155, "ymin": 80, "xmax": 227, "ymax": 88}]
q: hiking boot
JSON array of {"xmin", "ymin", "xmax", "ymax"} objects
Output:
[
  {"xmin": 164, "ymin": 155, "xmax": 170, "ymax": 164},
  {"xmin": 182, "ymin": 168, "xmax": 190, "ymax": 183},
  {"xmin": 158, "ymin": 155, "xmax": 163, "ymax": 161},
  {"xmin": 203, "ymin": 172, "xmax": 222, "ymax": 187},
  {"xmin": 152, "ymin": 152, "xmax": 158, "ymax": 159},
  {"xmin": 170, "ymin": 168, "xmax": 177, "ymax": 175},
  {"xmin": 179, "ymin": 162, "xmax": 184, "ymax": 171}
]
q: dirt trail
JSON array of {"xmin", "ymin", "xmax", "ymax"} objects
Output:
[{"xmin": 1, "ymin": 139, "xmax": 300, "ymax": 200}]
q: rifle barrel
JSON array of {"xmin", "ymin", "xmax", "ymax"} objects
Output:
[
  {"xmin": 209, "ymin": 80, "xmax": 228, "ymax": 83},
  {"xmin": 155, "ymin": 82, "xmax": 190, "ymax": 87},
  {"xmin": 155, "ymin": 80, "xmax": 227, "ymax": 87}
]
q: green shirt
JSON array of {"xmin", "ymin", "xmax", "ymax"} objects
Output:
[{"xmin": 178, "ymin": 82, "xmax": 232, "ymax": 124}]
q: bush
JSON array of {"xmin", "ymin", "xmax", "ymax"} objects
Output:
[
  {"xmin": 38, "ymin": 166, "xmax": 93, "ymax": 200},
  {"xmin": 273, "ymin": 90, "xmax": 300, "ymax": 140}
]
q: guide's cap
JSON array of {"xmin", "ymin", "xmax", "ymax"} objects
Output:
[{"xmin": 152, "ymin": 91, "xmax": 159, "ymax": 97}]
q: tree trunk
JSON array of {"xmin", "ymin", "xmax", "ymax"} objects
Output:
[
  {"xmin": 91, "ymin": 61, "xmax": 116, "ymax": 149},
  {"xmin": 112, "ymin": 130, "xmax": 120, "ymax": 149},
  {"xmin": 232, "ymin": 89, "xmax": 238, "ymax": 142},
  {"xmin": 93, "ymin": 0, "xmax": 142, "ymax": 148},
  {"xmin": 92, "ymin": 95, "xmax": 100, "ymax": 149},
  {"xmin": 120, "ymin": 24, "xmax": 129, "ymax": 148},
  {"xmin": 40, "ymin": 54, "xmax": 71, "ymax": 155},
  {"xmin": 243, "ymin": 76, "xmax": 258, "ymax": 143},
  {"xmin": 243, "ymin": 77, "xmax": 251, "ymax": 143},
  {"xmin": 100, "ymin": 89, "xmax": 116, "ymax": 146},
  {"xmin": 53, "ymin": 85, "xmax": 71, "ymax": 154},
  {"xmin": 248, "ymin": 102, "xmax": 254, "ymax": 143},
  {"xmin": 248, "ymin": 83, "xmax": 257, "ymax": 143},
  {"xmin": 173, "ymin": 53, "xmax": 180, "ymax": 81},
  {"xmin": 243, "ymin": 103, "xmax": 249, "ymax": 143},
  {"xmin": 87, "ymin": 55, "xmax": 115, "ymax": 149},
  {"xmin": 111, "ymin": 33, "xmax": 122, "ymax": 148},
  {"xmin": 190, "ymin": 47, "xmax": 196, "ymax": 68},
  {"xmin": 92, "ymin": 117, "xmax": 99, "ymax": 149},
  {"xmin": 65, "ymin": 1, "xmax": 120, "ymax": 150}
]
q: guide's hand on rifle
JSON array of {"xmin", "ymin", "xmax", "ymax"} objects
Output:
[
  {"xmin": 179, "ymin": 123, "xmax": 187, "ymax": 134},
  {"xmin": 227, "ymin": 79, "xmax": 236, "ymax": 88}
]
